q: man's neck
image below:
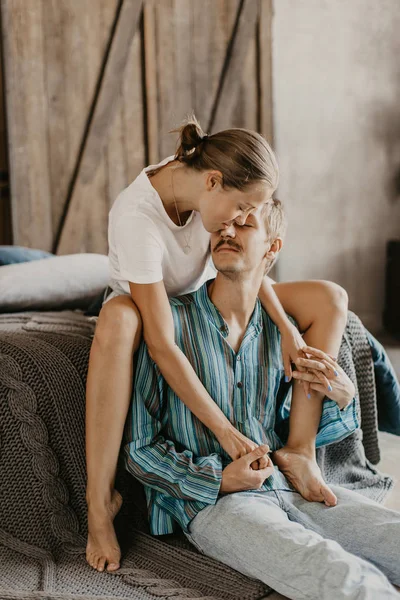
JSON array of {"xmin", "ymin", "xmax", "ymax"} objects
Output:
[{"xmin": 208, "ymin": 271, "xmax": 263, "ymax": 336}]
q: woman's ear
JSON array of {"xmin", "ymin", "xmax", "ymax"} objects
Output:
[
  {"xmin": 265, "ymin": 237, "xmax": 283, "ymax": 261},
  {"xmin": 206, "ymin": 170, "xmax": 224, "ymax": 190}
]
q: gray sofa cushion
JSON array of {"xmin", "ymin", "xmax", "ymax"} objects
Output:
[{"xmin": 0, "ymin": 310, "xmax": 271, "ymax": 600}]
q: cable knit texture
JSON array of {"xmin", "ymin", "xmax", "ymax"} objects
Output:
[{"xmin": 0, "ymin": 309, "xmax": 393, "ymax": 600}]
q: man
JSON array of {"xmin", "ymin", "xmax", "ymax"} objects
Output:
[{"xmin": 123, "ymin": 200, "xmax": 400, "ymax": 599}]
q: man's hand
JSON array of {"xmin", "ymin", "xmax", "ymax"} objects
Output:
[
  {"xmin": 216, "ymin": 427, "xmax": 270, "ymax": 469},
  {"xmin": 220, "ymin": 444, "xmax": 274, "ymax": 494}
]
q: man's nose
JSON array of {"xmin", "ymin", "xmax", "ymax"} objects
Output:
[{"xmin": 221, "ymin": 222, "xmax": 236, "ymax": 237}]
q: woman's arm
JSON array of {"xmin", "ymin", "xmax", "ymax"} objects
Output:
[
  {"xmin": 268, "ymin": 278, "xmax": 348, "ymax": 452},
  {"xmin": 128, "ymin": 280, "xmax": 268, "ymax": 465},
  {"xmin": 258, "ymin": 277, "xmax": 307, "ymax": 380},
  {"xmin": 259, "ymin": 277, "xmax": 348, "ymax": 379}
]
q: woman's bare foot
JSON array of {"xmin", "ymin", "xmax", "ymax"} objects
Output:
[
  {"xmin": 273, "ymin": 447, "xmax": 337, "ymax": 506},
  {"xmin": 86, "ymin": 489, "xmax": 123, "ymax": 572}
]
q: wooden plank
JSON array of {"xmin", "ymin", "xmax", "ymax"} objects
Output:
[
  {"xmin": 154, "ymin": 0, "xmax": 179, "ymax": 159},
  {"xmin": 42, "ymin": 0, "xmax": 99, "ymax": 242},
  {"xmin": 1, "ymin": 0, "xmax": 53, "ymax": 249},
  {"xmin": 83, "ymin": 0, "xmax": 116, "ymax": 254},
  {"xmin": 0, "ymin": 22, "xmax": 12, "ymax": 245},
  {"xmin": 143, "ymin": 0, "xmax": 159, "ymax": 164},
  {"xmin": 191, "ymin": 0, "xmax": 240, "ymax": 131},
  {"xmin": 119, "ymin": 18, "xmax": 146, "ymax": 187},
  {"xmin": 0, "ymin": 28, "xmax": 7, "ymax": 174},
  {"xmin": 79, "ymin": 0, "xmax": 143, "ymax": 184},
  {"xmin": 169, "ymin": 0, "xmax": 194, "ymax": 153},
  {"xmin": 232, "ymin": 26, "xmax": 258, "ymax": 130},
  {"xmin": 208, "ymin": 0, "xmax": 260, "ymax": 133},
  {"xmin": 259, "ymin": 0, "xmax": 273, "ymax": 143},
  {"xmin": 57, "ymin": 0, "xmax": 143, "ymax": 255}
]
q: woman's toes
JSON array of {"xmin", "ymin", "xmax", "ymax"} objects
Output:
[
  {"xmin": 97, "ymin": 557, "xmax": 106, "ymax": 572},
  {"xmin": 322, "ymin": 485, "xmax": 337, "ymax": 507}
]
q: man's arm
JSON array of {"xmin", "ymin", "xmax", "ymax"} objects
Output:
[{"xmin": 122, "ymin": 344, "xmax": 223, "ymax": 505}]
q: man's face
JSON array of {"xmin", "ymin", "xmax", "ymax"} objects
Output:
[{"xmin": 211, "ymin": 207, "xmax": 278, "ymax": 276}]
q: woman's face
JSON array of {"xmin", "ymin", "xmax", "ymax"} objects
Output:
[{"xmin": 198, "ymin": 173, "xmax": 274, "ymax": 233}]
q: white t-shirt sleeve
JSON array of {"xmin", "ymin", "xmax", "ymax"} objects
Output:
[{"xmin": 113, "ymin": 214, "xmax": 164, "ymax": 284}]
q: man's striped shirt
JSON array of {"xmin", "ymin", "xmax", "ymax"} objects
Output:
[{"xmin": 123, "ymin": 281, "xmax": 359, "ymax": 535}]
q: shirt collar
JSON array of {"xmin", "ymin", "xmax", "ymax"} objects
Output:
[{"xmin": 192, "ymin": 280, "xmax": 263, "ymax": 340}]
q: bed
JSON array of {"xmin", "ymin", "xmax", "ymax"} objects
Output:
[{"xmin": 0, "ymin": 258, "xmax": 395, "ymax": 599}]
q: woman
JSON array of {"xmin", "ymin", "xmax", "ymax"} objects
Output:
[{"xmin": 85, "ymin": 114, "xmax": 349, "ymax": 572}]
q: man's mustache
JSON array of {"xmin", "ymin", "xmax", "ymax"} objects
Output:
[{"xmin": 213, "ymin": 239, "xmax": 242, "ymax": 252}]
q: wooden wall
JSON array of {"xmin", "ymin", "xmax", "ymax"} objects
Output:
[
  {"xmin": 1, "ymin": 0, "xmax": 273, "ymax": 255},
  {"xmin": 0, "ymin": 18, "xmax": 11, "ymax": 246}
]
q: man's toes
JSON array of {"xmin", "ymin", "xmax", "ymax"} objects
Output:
[{"xmin": 106, "ymin": 561, "xmax": 120, "ymax": 572}]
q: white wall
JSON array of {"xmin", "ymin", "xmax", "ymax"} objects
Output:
[{"xmin": 272, "ymin": 0, "xmax": 400, "ymax": 331}]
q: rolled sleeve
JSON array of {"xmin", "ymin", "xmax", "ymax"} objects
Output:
[
  {"xmin": 125, "ymin": 439, "xmax": 223, "ymax": 504},
  {"xmin": 316, "ymin": 396, "xmax": 359, "ymax": 448}
]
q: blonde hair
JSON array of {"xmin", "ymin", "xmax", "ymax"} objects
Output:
[
  {"xmin": 261, "ymin": 198, "xmax": 287, "ymax": 273},
  {"xmin": 166, "ymin": 112, "xmax": 279, "ymax": 191}
]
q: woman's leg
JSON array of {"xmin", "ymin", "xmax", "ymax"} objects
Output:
[
  {"xmin": 271, "ymin": 280, "xmax": 348, "ymax": 504},
  {"xmin": 85, "ymin": 295, "xmax": 142, "ymax": 573}
]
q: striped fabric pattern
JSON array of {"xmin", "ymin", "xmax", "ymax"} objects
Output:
[{"xmin": 123, "ymin": 281, "xmax": 359, "ymax": 535}]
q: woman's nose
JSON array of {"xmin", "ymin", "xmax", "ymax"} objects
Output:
[{"xmin": 234, "ymin": 214, "xmax": 247, "ymax": 226}]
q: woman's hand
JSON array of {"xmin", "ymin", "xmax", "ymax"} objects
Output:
[
  {"xmin": 292, "ymin": 345, "xmax": 355, "ymax": 410},
  {"xmin": 280, "ymin": 323, "xmax": 306, "ymax": 380},
  {"xmin": 280, "ymin": 323, "xmax": 311, "ymax": 396},
  {"xmin": 216, "ymin": 426, "xmax": 271, "ymax": 470}
]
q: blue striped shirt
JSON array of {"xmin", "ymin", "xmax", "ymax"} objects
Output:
[{"xmin": 123, "ymin": 281, "xmax": 359, "ymax": 535}]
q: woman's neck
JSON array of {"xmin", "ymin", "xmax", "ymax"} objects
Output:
[{"xmin": 148, "ymin": 161, "xmax": 201, "ymax": 223}]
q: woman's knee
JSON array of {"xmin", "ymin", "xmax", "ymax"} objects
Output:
[
  {"xmin": 315, "ymin": 280, "xmax": 348, "ymax": 317},
  {"xmin": 95, "ymin": 295, "xmax": 143, "ymax": 347}
]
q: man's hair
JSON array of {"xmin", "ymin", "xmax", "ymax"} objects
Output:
[{"xmin": 261, "ymin": 198, "xmax": 287, "ymax": 273}]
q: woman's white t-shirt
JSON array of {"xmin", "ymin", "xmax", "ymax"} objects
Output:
[{"xmin": 105, "ymin": 154, "xmax": 215, "ymax": 303}]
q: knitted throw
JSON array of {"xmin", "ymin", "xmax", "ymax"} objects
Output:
[{"xmin": 0, "ymin": 309, "xmax": 393, "ymax": 600}]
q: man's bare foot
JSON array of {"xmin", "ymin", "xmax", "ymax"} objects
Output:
[
  {"xmin": 273, "ymin": 447, "xmax": 337, "ymax": 506},
  {"xmin": 86, "ymin": 489, "xmax": 123, "ymax": 572}
]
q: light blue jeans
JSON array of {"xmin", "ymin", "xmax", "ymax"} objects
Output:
[{"xmin": 184, "ymin": 485, "xmax": 400, "ymax": 599}]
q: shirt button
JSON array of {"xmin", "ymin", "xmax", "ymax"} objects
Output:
[
  {"xmin": 237, "ymin": 356, "xmax": 241, "ymax": 361},
  {"xmin": 237, "ymin": 381, "xmax": 243, "ymax": 389}
]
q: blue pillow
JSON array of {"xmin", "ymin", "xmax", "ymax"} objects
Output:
[
  {"xmin": 366, "ymin": 330, "xmax": 400, "ymax": 435},
  {"xmin": 0, "ymin": 245, "xmax": 54, "ymax": 266}
]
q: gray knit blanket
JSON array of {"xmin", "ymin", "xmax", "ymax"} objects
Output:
[{"xmin": 0, "ymin": 309, "xmax": 394, "ymax": 600}]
